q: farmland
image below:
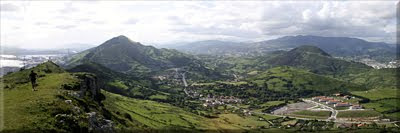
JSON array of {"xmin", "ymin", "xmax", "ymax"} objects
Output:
[
  {"xmin": 291, "ymin": 110, "xmax": 331, "ymax": 119},
  {"xmin": 337, "ymin": 110, "xmax": 381, "ymax": 118},
  {"xmin": 351, "ymin": 88, "xmax": 398, "ymax": 100}
]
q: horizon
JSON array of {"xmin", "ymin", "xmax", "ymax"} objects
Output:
[
  {"xmin": 2, "ymin": 34, "xmax": 396, "ymax": 51},
  {"xmin": 1, "ymin": 1, "xmax": 397, "ymax": 49}
]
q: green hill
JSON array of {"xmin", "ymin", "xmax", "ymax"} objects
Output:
[
  {"xmin": 0, "ymin": 62, "xmax": 261, "ymax": 132},
  {"xmin": 67, "ymin": 62, "xmax": 162, "ymax": 100},
  {"xmin": 250, "ymin": 66, "xmax": 366, "ymax": 94},
  {"xmin": 1, "ymin": 62, "xmax": 119, "ymax": 132},
  {"xmin": 65, "ymin": 35, "xmax": 220, "ymax": 80},
  {"xmin": 264, "ymin": 45, "xmax": 372, "ymax": 76},
  {"xmin": 343, "ymin": 68, "xmax": 398, "ymax": 89}
]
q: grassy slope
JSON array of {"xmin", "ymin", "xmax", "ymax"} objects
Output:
[
  {"xmin": 251, "ymin": 66, "xmax": 365, "ymax": 93},
  {"xmin": 0, "ymin": 62, "xmax": 77, "ymax": 130},
  {"xmin": 351, "ymin": 89, "xmax": 398, "ymax": 100},
  {"xmin": 1, "ymin": 62, "xmax": 123, "ymax": 132},
  {"xmin": 102, "ymin": 91, "xmax": 280, "ymax": 131},
  {"xmin": 344, "ymin": 68, "xmax": 398, "ymax": 89},
  {"xmin": 350, "ymin": 86, "xmax": 399, "ymax": 120}
]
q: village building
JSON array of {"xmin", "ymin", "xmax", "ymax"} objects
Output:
[
  {"xmin": 350, "ymin": 104, "xmax": 363, "ymax": 110},
  {"xmin": 312, "ymin": 96, "xmax": 326, "ymax": 101},
  {"xmin": 343, "ymin": 95, "xmax": 352, "ymax": 100},
  {"xmin": 334, "ymin": 102, "xmax": 350, "ymax": 107},
  {"xmin": 319, "ymin": 98, "xmax": 334, "ymax": 102},
  {"xmin": 333, "ymin": 93, "xmax": 342, "ymax": 97},
  {"xmin": 326, "ymin": 100, "xmax": 340, "ymax": 105}
]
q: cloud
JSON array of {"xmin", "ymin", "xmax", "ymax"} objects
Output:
[
  {"xmin": 257, "ymin": 1, "xmax": 396, "ymax": 43},
  {"xmin": 59, "ymin": 2, "xmax": 78, "ymax": 13},
  {"xmin": 0, "ymin": 3, "xmax": 19, "ymax": 12},
  {"xmin": 55, "ymin": 25, "xmax": 76, "ymax": 29},
  {"xmin": 35, "ymin": 22, "xmax": 49, "ymax": 26},
  {"xmin": 0, "ymin": 1, "xmax": 397, "ymax": 49},
  {"xmin": 124, "ymin": 18, "xmax": 138, "ymax": 24}
]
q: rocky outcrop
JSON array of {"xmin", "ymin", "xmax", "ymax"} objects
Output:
[
  {"xmin": 74, "ymin": 73, "xmax": 102, "ymax": 102},
  {"xmin": 87, "ymin": 112, "xmax": 114, "ymax": 133}
]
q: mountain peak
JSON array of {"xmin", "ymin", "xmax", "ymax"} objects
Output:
[
  {"xmin": 111, "ymin": 35, "xmax": 132, "ymax": 42},
  {"xmin": 99, "ymin": 35, "xmax": 142, "ymax": 48},
  {"xmin": 290, "ymin": 45, "xmax": 331, "ymax": 56}
]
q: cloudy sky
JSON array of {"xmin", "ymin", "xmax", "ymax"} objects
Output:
[{"xmin": 0, "ymin": 1, "xmax": 397, "ymax": 49}]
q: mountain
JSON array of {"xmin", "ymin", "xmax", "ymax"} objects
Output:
[
  {"xmin": 171, "ymin": 35, "xmax": 396, "ymax": 63},
  {"xmin": 1, "ymin": 44, "xmax": 94, "ymax": 55},
  {"xmin": 67, "ymin": 62, "xmax": 157, "ymax": 99},
  {"xmin": 250, "ymin": 66, "xmax": 366, "ymax": 94},
  {"xmin": 262, "ymin": 45, "xmax": 372, "ymax": 76},
  {"xmin": 65, "ymin": 35, "xmax": 220, "ymax": 79},
  {"xmin": 251, "ymin": 35, "xmax": 396, "ymax": 62}
]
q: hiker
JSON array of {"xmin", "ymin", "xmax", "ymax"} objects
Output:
[{"xmin": 29, "ymin": 70, "xmax": 38, "ymax": 91}]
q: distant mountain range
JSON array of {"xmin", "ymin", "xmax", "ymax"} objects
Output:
[
  {"xmin": 1, "ymin": 43, "xmax": 95, "ymax": 55},
  {"xmin": 169, "ymin": 35, "xmax": 396, "ymax": 62}
]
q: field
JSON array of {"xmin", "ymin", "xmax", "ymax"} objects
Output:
[
  {"xmin": 351, "ymin": 88, "xmax": 398, "ymax": 100},
  {"xmin": 337, "ymin": 110, "xmax": 381, "ymax": 118},
  {"xmin": 363, "ymin": 99, "xmax": 400, "ymax": 120},
  {"xmin": 290, "ymin": 110, "xmax": 331, "ymax": 119},
  {"xmin": 351, "ymin": 88, "xmax": 399, "ymax": 120},
  {"xmin": 216, "ymin": 114, "xmax": 269, "ymax": 128},
  {"xmin": 254, "ymin": 101, "xmax": 286, "ymax": 113}
]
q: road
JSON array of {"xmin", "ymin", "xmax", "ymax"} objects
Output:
[
  {"xmin": 302, "ymin": 99, "xmax": 337, "ymax": 121},
  {"xmin": 181, "ymin": 73, "xmax": 187, "ymax": 87}
]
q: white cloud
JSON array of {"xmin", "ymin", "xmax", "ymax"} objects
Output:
[{"xmin": 0, "ymin": 1, "xmax": 397, "ymax": 49}]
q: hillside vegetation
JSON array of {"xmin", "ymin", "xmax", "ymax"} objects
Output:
[{"xmin": 250, "ymin": 66, "xmax": 366, "ymax": 93}]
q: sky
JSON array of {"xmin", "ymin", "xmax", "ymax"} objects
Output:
[{"xmin": 0, "ymin": 1, "xmax": 397, "ymax": 49}]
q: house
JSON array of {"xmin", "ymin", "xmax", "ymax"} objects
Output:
[
  {"xmin": 312, "ymin": 96, "xmax": 326, "ymax": 101},
  {"xmin": 343, "ymin": 95, "xmax": 351, "ymax": 100},
  {"xmin": 319, "ymin": 98, "xmax": 334, "ymax": 102},
  {"xmin": 326, "ymin": 100, "xmax": 340, "ymax": 105},
  {"xmin": 357, "ymin": 123, "xmax": 365, "ymax": 127},
  {"xmin": 350, "ymin": 105, "xmax": 363, "ymax": 110},
  {"xmin": 337, "ymin": 123, "xmax": 352, "ymax": 128},
  {"xmin": 334, "ymin": 102, "xmax": 350, "ymax": 107},
  {"xmin": 334, "ymin": 93, "xmax": 342, "ymax": 97}
]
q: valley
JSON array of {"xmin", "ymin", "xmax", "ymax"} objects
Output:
[{"xmin": 1, "ymin": 35, "xmax": 398, "ymax": 132}]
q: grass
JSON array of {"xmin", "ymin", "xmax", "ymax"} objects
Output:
[
  {"xmin": 363, "ymin": 99, "xmax": 399, "ymax": 112},
  {"xmin": 362, "ymin": 99, "xmax": 400, "ymax": 120},
  {"xmin": 216, "ymin": 81, "xmax": 248, "ymax": 86},
  {"xmin": 256, "ymin": 114, "xmax": 281, "ymax": 120},
  {"xmin": 108, "ymin": 80, "xmax": 129, "ymax": 90},
  {"xmin": 102, "ymin": 91, "xmax": 245, "ymax": 131},
  {"xmin": 351, "ymin": 88, "xmax": 398, "ymax": 100},
  {"xmin": 337, "ymin": 110, "xmax": 381, "ymax": 118},
  {"xmin": 251, "ymin": 66, "xmax": 366, "ymax": 93},
  {"xmin": 149, "ymin": 94, "xmax": 168, "ymax": 100},
  {"xmin": 290, "ymin": 110, "xmax": 331, "ymax": 119},
  {"xmin": 216, "ymin": 114, "xmax": 269, "ymax": 128},
  {"xmin": 1, "ymin": 72, "xmax": 78, "ymax": 130},
  {"xmin": 254, "ymin": 101, "xmax": 286, "ymax": 113}
]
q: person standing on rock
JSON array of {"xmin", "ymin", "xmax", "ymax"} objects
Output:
[{"xmin": 29, "ymin": 70, "xmax": 38, "ymax": 91}]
